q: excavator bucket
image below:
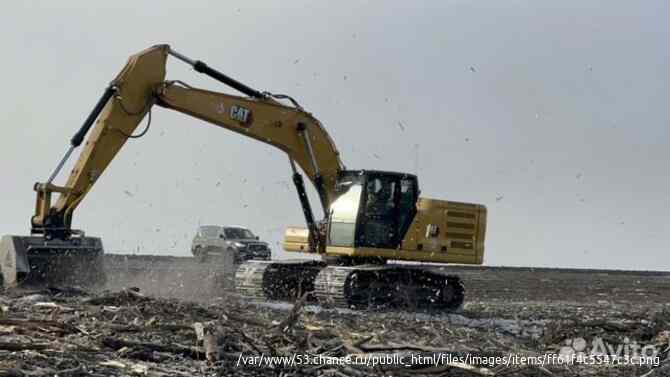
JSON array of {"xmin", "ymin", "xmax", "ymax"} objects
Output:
[{"xmin": 0, "ymin": 235, "xmax": 106, "ymax": 289}]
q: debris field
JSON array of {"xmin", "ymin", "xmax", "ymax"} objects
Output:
[{"xmin": 0, "ymin": 256, "xmax": 669, "ymax": 377}]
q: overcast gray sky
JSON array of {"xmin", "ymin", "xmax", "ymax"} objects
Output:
[{"xmin": 0, "ymin": 1, "xmax": 668, "ymax": 270}]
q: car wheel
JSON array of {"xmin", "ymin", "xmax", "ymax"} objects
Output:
[
  {"xmin": 194, "ymin": 246, "xmax": 207, "ymax": 263},
  {"xmin": 228, "ymin": 247, "xmax": 241, "ymax": 263}
]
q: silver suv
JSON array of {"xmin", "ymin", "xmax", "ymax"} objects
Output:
[{"xmin": 191, "ymin": 225, "xmax": 271, "ymax": 262}]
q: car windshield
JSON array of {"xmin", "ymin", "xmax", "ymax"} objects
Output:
[
  {"xmin": 224, "ymin": 228, "xmax": 255, "ymax": 239},
  {"xmin": 199, "ymin": 226, "xmax": 222, "ymax": 237}
]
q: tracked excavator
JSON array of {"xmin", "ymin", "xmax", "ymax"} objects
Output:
[{"xmin": 0, "ymin": 45, "xmax": 486, "ymax": 310}]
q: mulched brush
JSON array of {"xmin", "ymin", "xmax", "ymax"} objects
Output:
[{"xmin": 0, "ymin": 286, "xmax": 668, "ymax": 377}]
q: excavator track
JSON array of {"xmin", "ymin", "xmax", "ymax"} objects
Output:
[
  {"xmin": 313, "ymin": 265, "xmax": 465, "ymax": 311},
  {"xmin": 236, "ymin": 261, "xmax": 465, "ymax": 311},
  {"xmin": 235, "ymin": 260, "xmax": 324, "ymax": 301}
]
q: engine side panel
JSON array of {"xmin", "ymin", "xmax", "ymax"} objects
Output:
[{"xmin": 397, "ymin": 198, "xmax": 487, "ymax": 264}]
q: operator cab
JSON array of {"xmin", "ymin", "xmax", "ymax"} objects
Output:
[{"xmin": 328, "ymin": 170, "xmax": 418, "ymax": 249}]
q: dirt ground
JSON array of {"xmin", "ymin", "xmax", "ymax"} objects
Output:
[{"xmin": 0, "ymin": 255, "xmax": 669, "ymax": 376}]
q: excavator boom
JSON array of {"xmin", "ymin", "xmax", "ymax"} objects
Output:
[
  {"xmin": 33, "ymin": 45, "xmax": 343, "ymax": 238},
  {"xmin": 2, "ymin": 44, "xmax": 345, "ymax": 286},
  {"xmin": 156, "ymin": 83, "xmax": 344, "ymax": 208}
]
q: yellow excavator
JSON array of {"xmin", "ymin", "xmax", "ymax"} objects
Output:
[{"xmin": 0, "ymin": 45, "xmax": 487, "ymax": 310}]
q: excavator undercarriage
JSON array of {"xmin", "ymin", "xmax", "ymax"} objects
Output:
[{"xmin": 235, "ymin": 260, "xmax": 466, "ymax": 311}]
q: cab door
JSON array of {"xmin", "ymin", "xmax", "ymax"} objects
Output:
[
  {"xmin": 356, "ymin": 174, "xmax": 400, "ymax": 248},
  {"xmin": 356, "ymin": 174, "xmax": 418, "ymax": 249}
]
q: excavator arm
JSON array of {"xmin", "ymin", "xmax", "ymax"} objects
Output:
[{"xmin": 32, "ymin": 45, "xmax": 344, "ymax": 247}]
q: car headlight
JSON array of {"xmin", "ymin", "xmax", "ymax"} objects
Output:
[{"xmin": 233, "ymin": 242, "xmax": 245, "ymax": 248}]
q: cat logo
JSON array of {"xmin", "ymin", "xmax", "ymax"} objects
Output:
[{"xmin": 230, "ymin": 105, "xmax": 252, "ymax": 125}]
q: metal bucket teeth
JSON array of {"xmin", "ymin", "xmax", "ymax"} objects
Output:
[{"xmin": 0, "ymin": 235, "xmax": 106, "ymax": 289}]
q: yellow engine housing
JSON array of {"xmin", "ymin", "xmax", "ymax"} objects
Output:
[{"xmin": 284, "ymin": 198, "xmax": 487, "ymax": 265}]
